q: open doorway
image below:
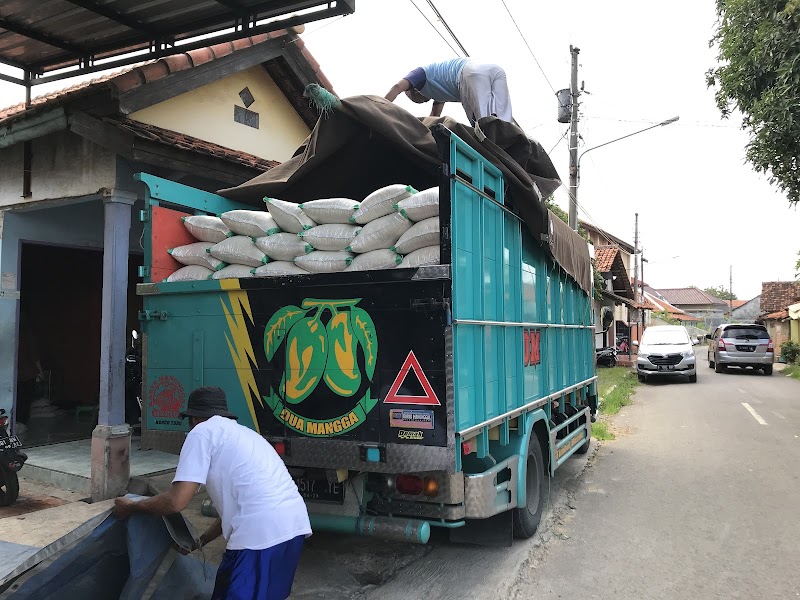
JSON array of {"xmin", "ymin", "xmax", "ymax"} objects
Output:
[{"xmin": 16, "ymin": 243, "xmax": 142, "ymax": 446}]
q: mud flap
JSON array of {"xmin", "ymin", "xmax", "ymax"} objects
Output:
[{"xmin": 448, "ymin": 511, "xmax": 513, "ymax": 547}]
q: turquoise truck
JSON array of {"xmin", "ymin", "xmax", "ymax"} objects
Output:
[{"xmin": 136, "ymin": 95, "xmax": 597, "ymax": 545}]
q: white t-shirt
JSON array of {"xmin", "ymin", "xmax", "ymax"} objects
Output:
[{"xmin": 174, "ymin": 415, "xmax": 311, "ymax": 550}]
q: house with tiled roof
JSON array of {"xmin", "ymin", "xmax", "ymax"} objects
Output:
[
  {"xmin": 0, "ymin": 28, "xmax": 334, "ymax": 447},
  {"xmin": 592, "ymin": 244, "xmax": 648, "ymax": 355},
  {"xmin": 731, "ymin": 296, "xmax": 761, "ymax": 322},
  {"xmin": 759, "ymin": 282, "xmax": 800, "ymax": 352},
  {"xmin": 642, "ymin": 286, "xmax": 701, "ymax": 324},
  {"xmin": 655, "ymin": 287, "xmax": 728, "ymax": 330}
]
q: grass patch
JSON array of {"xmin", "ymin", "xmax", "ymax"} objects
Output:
[
  {"xmin": 785, "ymin": 365, "xmax": 800, "ymax": 380},
  {"xmin": 597, "ymin": 367, "xmax": 639, "ymax": 416},
  {"xmin": 591, "ymin": 421, "xmax": 615, "ymax": 440}
]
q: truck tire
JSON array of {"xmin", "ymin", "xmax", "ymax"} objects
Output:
[
  {"xmin": 513, "ymin": 435, "xmax": 546, "ymax": 539},
  {"xmin": 575, "ymin": 433, "xmax": 591, "ymax": 455}
]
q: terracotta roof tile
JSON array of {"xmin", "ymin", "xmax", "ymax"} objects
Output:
[
  {"xmin": 760, "ymin": 281, "xmax": 800, "ymax": 314},
  {"xmin": 594, "ymin": 246, "xmax": 619, "ymax": 273},
  {"xmin": 0, "ymin": 30, "xmax": 334, "ymax": 129},
  {"xmin": 764, "ymin": 310, "xmax": 789, "ymax": 320},
  {"xmin": 108, "ymin": 117, "xmax": 280, "ymax": 172}
]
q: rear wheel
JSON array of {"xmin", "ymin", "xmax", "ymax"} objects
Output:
[
  {"xmin": 0, "ymin": 467, "xmax": 19, "ymax": 506},
  {"xmin": 763, "ymin": 365, "xmax": 773, "ymax": 375},
  {"xmin": 513, "ymin": 434, "xmax": 546, "ymax": 539},
  {"xmin": 714, "ymin": 361, "xmax": 725, "ymax": 373}
]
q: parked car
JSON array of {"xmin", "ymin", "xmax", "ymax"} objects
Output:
[
  {"xmin": 706, "ymin": 323, "xmax": 774, "ymax": 375},
  {"xmin": 635, "ymin": 325, "xmax": 697, "ymax": 383}
]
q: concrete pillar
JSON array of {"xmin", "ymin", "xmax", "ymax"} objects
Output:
[{"xmin": 91, "ymin": 189, "xmax": 136, "ymax": 501}]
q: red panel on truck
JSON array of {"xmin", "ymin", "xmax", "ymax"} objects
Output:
[{"xmin": 151, "ymin": 205, "xmax": 195, "ymax": 282}]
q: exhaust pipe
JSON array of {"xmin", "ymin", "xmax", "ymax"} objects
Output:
[{"xmin": 309, "ymin": 514, "xmax": 431, "ymax": 544}]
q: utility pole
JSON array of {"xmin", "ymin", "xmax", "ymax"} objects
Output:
[
  {"xmin": 632, "ymin": 213, "xmax": 639, "ymax": 351},
  {"xmin": 729, "ymin": 265, "xmax": 733, "ymax": 319},
  {"xmin": 568, "ymin": 45, "xmax": 581, "ymax": 230}
]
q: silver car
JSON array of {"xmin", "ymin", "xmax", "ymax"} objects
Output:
[
  {"xmin": 707, "ymin": 323, "xmax": 774, "ymax": 375},
  {"xmin": 635, "ymin": 325, "xmax": 697, "ymax": 383}
]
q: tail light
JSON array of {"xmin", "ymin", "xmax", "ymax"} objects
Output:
[
  {"xmin": 273, "ymin": 441, "xmax": 286, "ymax": 456},
  {"xmin": 395, "ymin": 474, "xmax": 424, "ymax": 496},
  {"xmin": 767, "ymin": 339, "xmax": 774, "ymax": 353},
  {"xmin": 395, "ymin": 474, "xmax": 439, "ymax": 497},
  {"xmin": 718, "ymin": 339, "xmax": 727, "ymax": 351}
]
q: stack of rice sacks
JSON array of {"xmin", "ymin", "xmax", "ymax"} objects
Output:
[{"xmin": 163, "ymin": 185, "xmax": 441, "ymax": 282}]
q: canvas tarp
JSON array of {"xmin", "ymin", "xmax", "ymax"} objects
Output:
[
  {"xmin": 217, "ymin": 95, "xmax": 592, "ymax": 294},
  {"xmin": 0, "ymin": 500, "xmax": 215, "ymax": 599}
]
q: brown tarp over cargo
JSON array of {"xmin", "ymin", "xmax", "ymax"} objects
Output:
[{"xmin": 217, "ymin": 95, "xmax": 591, "ymax": 294}]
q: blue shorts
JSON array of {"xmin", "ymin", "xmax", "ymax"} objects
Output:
[{"xmin": 211, "ymin": 535, "xmax": 305, "ymax": 600}]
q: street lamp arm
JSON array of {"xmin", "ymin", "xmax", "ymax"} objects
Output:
[{"xmin": 577, "ymin": 116, "xmax": 679, "ymax": 168}]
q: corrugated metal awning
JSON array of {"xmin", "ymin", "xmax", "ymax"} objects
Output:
[{"xmin": 0, "ymin": 0, "xmax": 354, "ymax": 87}]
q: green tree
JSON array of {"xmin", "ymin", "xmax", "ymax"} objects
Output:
[
  {"xmin": 707, "ymin": 0, "xmax": 800, "ymax": 204},
  {"xmin": 703, "ymin": 285, "xmax": 737, "ymax": 301}
]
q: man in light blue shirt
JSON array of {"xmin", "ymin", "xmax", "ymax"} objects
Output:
[{"xmin": 385, "ymin": 58, "xmax": 513, "ymax": 125}]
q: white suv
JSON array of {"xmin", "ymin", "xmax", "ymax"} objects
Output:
[{"xmin": 636, "ymin": 326, "xmax": 697, "ymax": 383}]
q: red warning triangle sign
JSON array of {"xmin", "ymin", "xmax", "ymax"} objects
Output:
[{"xmin": 384, "ymin": 351, "xmax": 440, "ymax": 406}]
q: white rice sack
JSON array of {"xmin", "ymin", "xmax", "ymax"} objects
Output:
[
  {"xmin": 212, "ymin": 264, "xmax": 254, "ymax": 280},
  {"xmin": 265, "ymin": 198, "xmax": 316, "ymax": 234},
  {"xmin": 252, "ymin": 262, "xmax": 310, "ymax": 277},
  {"xmin": 164, "ymin": 265, "xmax": 213, "ymax": 282},
  {"xmin": 254, "ymin": 233, "xmax": 312, "ymax": 261},
  {"xmin": 300, "ymin": 224, "xmax": 361, "ymax": 252},
  {"xmin": 167, "ymin": 242, "xmax": 225, "ymax": 270},
  {"xmin": 392, "ymin": 217, "xmax": 440, "ymax": 255},
  {"xmin": 294, "ymin": 251, "xmax": 353, "ymax": 273},
  {"xmin": 220, "ymin": 210, "xmax": 280, "ymax": 237},
  {"xmin": 348, "ymin": 212, "xmax": 412, "ymax": 253},
  {"xmin": 395, "ymin": 187, "xmax": 439, "ymax": 222},
  {"xmin": 182, "ymin": 215, "xmax": 231, "ymax": 243},
  {"xmin": 300, "ymin": 198, "xmax": 360, "ymax": 224},
  {"xmin": 352, "ymin": 184, "xmax": 417, "ymax": 224},
  {"xmin": 344, "ymin": 249, "xmax": 403, "ymax": 272},
  {"xmin": 209, "ymin": 236, "xmax": 267, "ymax": 268},
  {"xmin": 401, "ymin": 245, "xmax": 441, "ymax": 268}
]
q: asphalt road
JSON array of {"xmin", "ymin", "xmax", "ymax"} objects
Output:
[
  {"xmin": 514, "ymin": 349, "xmax": 800, "ymax": 600},
  {"xmin": 290, "ymin": 350, "xmax": 800, "ymax": 599}
]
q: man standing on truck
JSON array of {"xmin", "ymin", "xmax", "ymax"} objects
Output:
[
  {"xmin": 384, "ymin": 58, "xmax": 513, "ymax": 125},
  {"xmin": 113, "ymin": 386, "xmax": 311, "ymax": 599}
]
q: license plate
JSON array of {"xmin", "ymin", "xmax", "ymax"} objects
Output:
[
  {"xmin": 737, "ymin": 346, "xmax": 755, "ymax": 352},
  {"xmin": 294, "ymin": 476, "xmax": 345, "ymax": 504},
  {"xmin": 657, "ymin": 365, "xmax": 675, "ymax": 371},
  {"xmin": 0, "ymin": 436, "xmax": 21, "ymax": 450}
]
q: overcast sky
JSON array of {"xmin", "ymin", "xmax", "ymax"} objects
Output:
[{"xmin": 1, "ymin": 0, "xmax": 797, "ymax": 299}]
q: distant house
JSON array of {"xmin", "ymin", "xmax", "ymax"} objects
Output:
[
  {"xmin": 730, "ymin": 297, "xmax": 761, "ymax": 322},
  {"xmin": 655, "ymin": 287, "xmax": 728, "ymax": 330},
  {"xmin": 593, "ymin": 245, "xmax": 638, "ymax": 350},
  {"xmin": 581, "ymin": 221, "xmax": 635, "ymax": 273},
  {"xmin": 642, "ymin": 286, "xmax": 702, "ymax": 326},
  {"xmin": 759, "ymin": 282, "xmax": 800, "ymax": 352}
]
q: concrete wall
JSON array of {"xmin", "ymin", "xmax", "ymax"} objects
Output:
[
  {"xmin": 731, "ymin": 297, "xmax": 761, "ymax": 323},
  {"xmin": 0, "ymin": 132, "xmax": 116, "ymax": 206},
  {"xmin": 130, "ymin": 65, "xmax": 310, "ymax": 163},
  {"xmin": 765, "ymin": 320, "xmax": 790, "ymax": 357}
]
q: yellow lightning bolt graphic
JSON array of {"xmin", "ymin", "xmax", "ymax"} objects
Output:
[{"xmin": 219, "ymin": 280, "xmax": 261, "ymax": 432}]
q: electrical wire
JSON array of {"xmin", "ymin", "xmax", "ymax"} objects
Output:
[
  {"xmin": 408, "ymin": 0, "xmax": 461, "ymax": 56},
  {"xmin": 548, "ymin": 128, "xmax": 569, "ymax": 154},
  {"xmin": 424, "ymin": 0, "xmax": 470, "ymax": 56},
  {"xmin": 498, "ymin": 0, "xmax": 556, "ymax": 94}
]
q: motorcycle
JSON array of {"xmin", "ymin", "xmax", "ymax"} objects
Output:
[
  {"xmin": 125, "ymin": 330, "xmax": 143, "ymax": 432},
  {"xmin": 595, "ymin": 346, "xmax": 618, "ymax": 368},
  {"xmin": 0, "ymin": 408, "xmax": 27, "ymax": 506}
]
